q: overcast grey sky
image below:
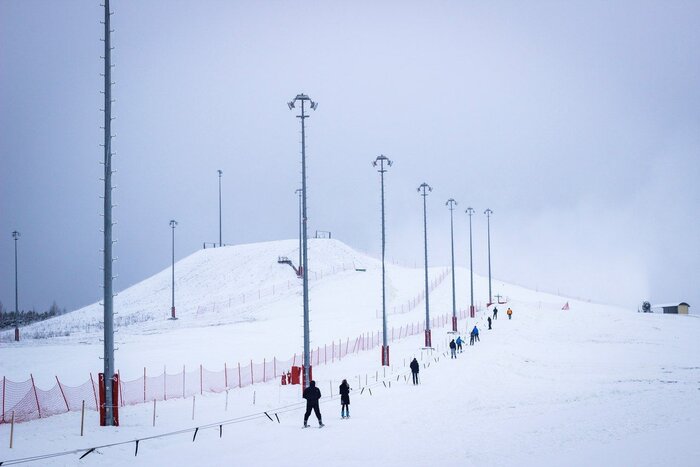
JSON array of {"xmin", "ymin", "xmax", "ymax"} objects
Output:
[{"xmin": 1, "ymin": 0, "xmax": 698, "ymax": 313}]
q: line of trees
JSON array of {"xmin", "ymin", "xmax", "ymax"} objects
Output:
[{"xmin": 0, "ymin": 300, "xmax": 67, "ymax": 329}]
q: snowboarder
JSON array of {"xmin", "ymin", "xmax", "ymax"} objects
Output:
[
  {"xmin": 487, "ymin": 316, "xmax": 492, "ymax": 330},
  {"xmin": 455, "ymin": 336, "xmax": 463, "ymax": 353},
  {"xmin": 410, "ymin": 358, "xmax": 420, "ymax": 385},
  {"xmin": 339, "ymin": 379, "xmax": 351, "ymax": 419},
  {"xmin": 449, "ymin": 339, "xmax": 457, "ymax": 359},
  {"xmin": 303, "ymin": 380, "xmax": 324, "ymax": 427},
  {"xmin": 493, "ymin": 307, "xmax": 498, "ymax": 320},
  {"xmin": 507, "ymin": 308, "xmax": 513, "ymax": 320},
  {"xmin": 472, "ymin": 325, "xmax": 480, "ymax": 343}
]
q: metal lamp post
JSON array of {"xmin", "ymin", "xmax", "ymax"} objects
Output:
[
  {"xmin": 466, "ymin": 207, "xmax": 475, "ymax": 318},
  {"xmin": 217, "ymin": 170, "xmax": 223, "ymax": 247},
  {"xmin": 170, "ymin": 220, "xmax": 178, "ymax": 320},
  {"xmin": 373, "ymin": 155, "xmax": 393, "ymax": 366},
  {"xmin": 295, "ymin": 188, "xmax": 302, "ymax": 275},
  {"xmin": 484, "ymin": 208, "xmax": 493, "ymax": 304},
  {"xmin": 418, "ymin": 182, "xmax": 433, "ymax": 348},
  {"xmin": 12, "ymin": 230, "xmax": 20, "ymax": 341},
  {"xmin": 101, "ymin": 0, "xmax": 116, "ymax": 426},
  {"xmin": 446, "ymin": 199, "xmax": 458, "ymax": 332},
  {"xmin": 288, "ymin": 93, "xmax": 318, "ymax": 390}
]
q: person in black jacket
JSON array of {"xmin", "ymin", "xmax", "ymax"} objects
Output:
[
  {"xmin": 339, "ymin": 379, "xmax": 351, "ymax": 419},
  {"xmin": 303, "ymin": 380, "xmax": 324, "ymax": 427},
  {"xmin": 410, "ymin": 358, "xmax": 420, "ymax": 384},
  {"xmin": 487, "ymin": 316, "xmax": 492, "ymax": 330},
  {"xmin": 449, "ymin": 339, "xmax": 457, "ymax": 359}
]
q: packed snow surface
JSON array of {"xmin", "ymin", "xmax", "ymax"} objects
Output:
[{"xmin": 1, "ymin": 239, "xmax": 698, "ymax": 466}]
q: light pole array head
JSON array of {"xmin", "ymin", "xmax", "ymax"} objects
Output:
[
  {"xmin": 417, "ymin": 182, "xmax": 432, "ymax": 196},
  {"xmin": 484, "ymin": 208, "xmax": 493, "ymax": 217},
  {"xmin": 218, "ymin": 169, "xmax": 222, "ymax": 178},
  {"xmin": 446, "ymin": 198, "xmax": 457, "ymax": 210},
  {"xmin": 295, "ymin": 188, "xmax": 302, "ymax": 195},
  {"xmin": 288, "ymin": 93, "xmax": 318, "ymax": 111},
  {"xmin": 170, "ymin": 220, "xmax": 178, "ymax": 229},
  {"xmin": 373, "ymin": 154, "xmax": 393, "ymax": 171},
  {"xmin": 12, "ymin": 231, "xmax": 20, "ymax": 241},
  {"xmin": 466, "ymin": 207, "xmax": 475, "ymax": 216}
]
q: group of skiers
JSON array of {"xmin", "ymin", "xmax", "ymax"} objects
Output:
[
  {"xmin": 302, "ymin": 306, "xmax": 514, "ymax": 427},
  {"xmin": 302, "ymin": 378, "xmax": 352, "ymax": 427}
]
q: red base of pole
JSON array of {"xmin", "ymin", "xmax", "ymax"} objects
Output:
[
  {"xmin": 452, "ymin": 316, "xmax": 457, "ymax": 332},
  {"xmin": 470, "ymin": 305, "xmax": 475, "ymax": 318},
  {"xmin": 170, "ymin": 306, "xmax": 177, "ymax": 320},
  {"xmin": 424, "ymin": 329, "xmax": 432, "ymax": 347},
  {"xmin": 381, "ymin": 345, "xmax": 390, "ymax": 366},
  {"xmin": 14, "ymin": 327, "xmax": 19, "ymax": 341}
]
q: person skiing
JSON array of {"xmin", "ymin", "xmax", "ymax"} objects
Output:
[
  {"xmin": 410, "ymin": 358, "xmax": 420, "ymax": 385},
  {"xmin": 455, "ymin": 336, "xmax": 463, "ymax": 353},
  {"xmin": 487, "ymin": 316, "xmax": 492, "ymax": 330},
  {"xmin": 472, "ymin": 325, "xmax": 480, "ymax": 343},
  {"xmin": 507, "ymin": 307, "xmax": 513, "ymax": 320},
  {"xmin": 492, "ymin": 306, "xmax": 498, "ymax": 320},
  {"xmin": 469, "ymin": 328, "xmax": 475, "ymax": 346},
  {"xmin": 449, "ymin": 339, "xmax": 457, "ymax": 359},
  {"xmin": 339, "ymin": 379, "xmax": 351, "ymax": 419},
  {"xmin": 302, "ymin": 380, "xmax": 324, "ymax": 427}
]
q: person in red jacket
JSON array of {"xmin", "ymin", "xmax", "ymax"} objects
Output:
[{"xmin": 507, "ymin": 308, "xmax": 513, "ymax": 320}]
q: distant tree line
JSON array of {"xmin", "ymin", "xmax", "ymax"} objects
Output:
[{"xmin": 0, "ymin": 300, "xmax": 67, "ymax": 329}]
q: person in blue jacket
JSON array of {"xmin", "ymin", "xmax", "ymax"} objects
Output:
[
  {"xmin": 455, "ymin": 336, "xmax": 463, "ymax": 353},
  {"xmin": 472, "ymin": 325, "xmax": 480, "ymax": 343}
]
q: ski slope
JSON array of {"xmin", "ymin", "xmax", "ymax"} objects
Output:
[{"xmin": 1, "ymin": 239, "xmax": 698, "ymax": 466}]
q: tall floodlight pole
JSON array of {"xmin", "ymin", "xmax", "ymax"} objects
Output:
[
  {"xmin": 418, "ymin": 183, "xmax": 433, "ymax": 348},
  {"xmin": 484, "ymin": 208, "xmax": 493, "ymax": 304},
  {"xmin": 466, "ymin": 207, "xmax": 475, "ymax": 318},
  {"xmin": 12, "ymin": 231, "xmax": 20, "ymax": 341},
  {"xmin": 170, "ymin": 220, "xmax": 178, "ymax": 320},
  {"xmin": 101, "ymin": 0, "xmax": 116, "ymax": 426},
  {"xmin": 217, "ymin": 170, "xmax": 223, "ymax": 247},
  {"xmin": 446, "ymin": 199, "xmax": 458, "ymax": 332},
  {"xmin": 295, "ymin": 188, "xmax": 302, "ymax": 274},
  {"xmin": 373, "ymin": 155, "xmax": 393, "ymax": 366},
  {"xmin": 288, "ymin": 94, "xmax": 318, "ymax": 390}
]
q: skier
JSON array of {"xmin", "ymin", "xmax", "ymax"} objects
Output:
[
  {"xmin": 507, "ymin": 308, "xmax": 513, "ymax": 320},
  {"xmin": 339, "ymin": 379, "xmax": 351, "ymax": 419},
  {"xmin": 472, "ymin": 325, "xmax": 480, "ymax": 343},
  {"xmin": 469, "ymin": 328, "xmax": 475, "ymax": 346},
  {"xmin": 410, "ymin": 358, "xmax": 420, "ymax": 385},
  {"xmin": 492, "ymin": 306, "xmax": 498, "ymax": 320},
  {"xmin": 487, "ymin": 316, "xmax": 492, "ymax": 330},
  {"xmin": 449, "ymin": 339, "xmax": 457, "ymax": 359},
  {"xmin": 455, "ymin": 336, "xmax": 463, "ymax": 353},
  {"xmin": 302, "ymin": 380, "xmax": 324, "ymax": 428}
]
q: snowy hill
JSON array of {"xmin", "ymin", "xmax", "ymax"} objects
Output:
[{"xmin": 1, "ymin": 238, "xmax": 699, "ymax": 465}]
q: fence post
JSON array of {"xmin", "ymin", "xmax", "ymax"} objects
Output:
[
  {"xmin": 2, "ymin": 376, "xmax": 5, "ymax": 423},
  {"xmin": 182, "ymin": 366, "xmax": 186, "ymax": 399},
  {"xmin": 324, "ymin": 344, "xmax": 327, "ymax": 364},
  {"xmin": 250, "ymin": 359, "xmax": 254, "ymax": 385},
  {"xmin": 55, "ymin": 376, "xmax": 70, "ymax": 411},
  {"xmin": 90, "ymin": 373, "xmax": 98, "ymax": 410},
  {"xmin": 200, "ymin": 365, "xmax": 203, "ymax": 395},
  {"xmin": 274, "ymin": 357, "xmax": 277, "ymax": 378},
  {"xmin": 238, "ymin": 363, "xmax": 242, "ymax": 388},
  {"xmin": 263, "ymin": 359, "xmax": 266, "ymax": 383},
  {"xmin": 30, "ymin": 374, "xmax": 41, "ymax": 418},
  {"xmin": 81, "ymin": 400, "xmax": 85, "ymax": 436},
  {"xmin": 143, "ymin": 367, "xmax": 147, "ymax": 403},
  {"xmin": 224, "ymin": 363, "xmax": 228, "ymax": 388}
]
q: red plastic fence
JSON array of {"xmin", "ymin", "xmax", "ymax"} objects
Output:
[{"xmin": 1, "ymin": 308, "xmax": 475, "ymax": 424}]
